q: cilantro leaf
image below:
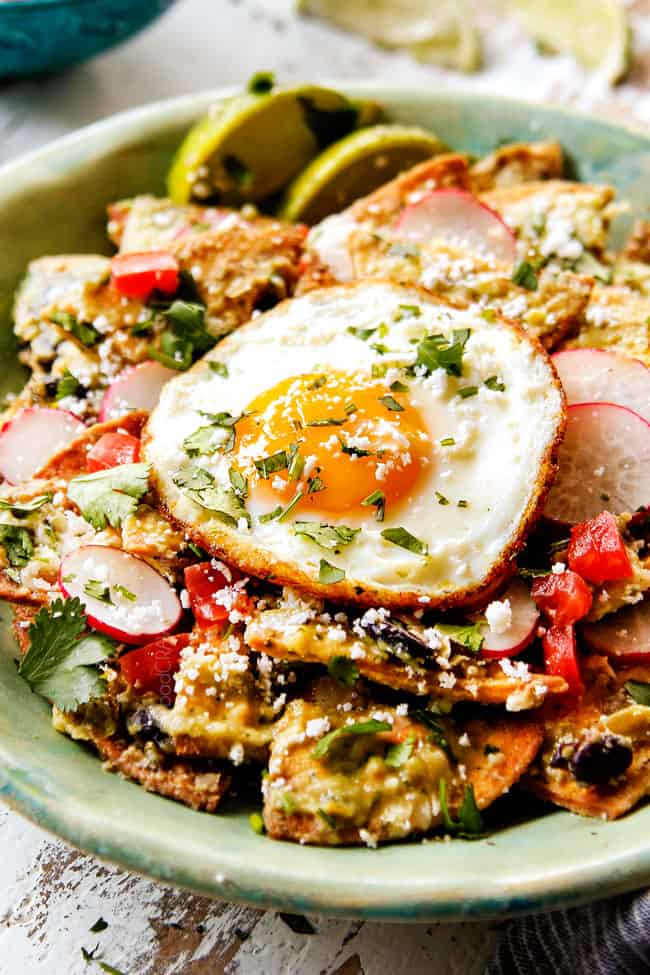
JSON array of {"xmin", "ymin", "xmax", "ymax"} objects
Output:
[
  {"xmin": 255, "ymin": 449, "xmax": 290, "ymax": 479},
  {"xmin": 312, "ymin": 718, "xmax": 391, "ymax": 758},
  {"xmin": 410, "ymin": 709, "xmax": 451, "ymax": 756},
  {"xmin": 248, "ymin": 70, "xmax": 275, "ymax": 93},
  {"xmin": 625, "ymin": 680, "xmax": 650, "ymax": 707},
  {"xmin": 294, "ymin": 521, "xmax": 359, "ymax": 551},
  {"xmin": 51, "ymin": 311, "xmax": 100, "ymax": 347},
  {"xmin": 0, "ymin": 493, "xmax": 52, "ymax": 517},
  {"xmin": 436, "ymin": 621, "xmax": 484, "ymax": 654},
  {"xmin": 361, "ymin": 489, "xmax": 385, "ymax": 522},
  {"xmin": 17, "ymin": 598, "xmax": 116, "ymax": 711},
  {"xmin": 0, "ymin": 524, "xmax": 33, "ymax": 567},
  {"xmin": 151, "ymin": 331, "xmax": 193, "ymax": 371},
  {"xmin": 68, "ymin": 463, "xmax": 150, "ymax": 530},
  {"xmin": 209, "ymin": 360, "xmax": 229, "ymax": 377},
  {"xmin": 380, "ymin": 527, "xmax": 428, "ymax": 556},
  {"xmin": 384, "ymin": 734, "xmax": 415, "ymax": 768},
  {"xmin": 439, "ymin": 780, "xmax": 484, "ymax": 838},
  {"xmin": 484, "ymin": 375, "xmax": 505, "ymax": 392},
  {"xmin": 511, "ymin": 261, "xmax": 538, "ymax": 291},
  {"xmin": 378, "ymin": 394, "xmax": 404, "ymax": 412},
  {"xmin": 415, "ymin": 329, "xmax": 470, "ymax": 378},
  {"xmin": 183, "ymin": 411, "xmax": 241, "ymax": 456},
  {"xmin": 173, "ymin": 465, "xmax": 250, "ymax": 527},
  {"xmin": 327, "ymin": 656, "xmax": 359, "ymax": 687},
  {"xmin": 55, "ymin": 369, "xmax": 83, "ymax": 401},
  {"xmin": 318, "ymin": 559, "xmax": 345, "ymax": 584}
]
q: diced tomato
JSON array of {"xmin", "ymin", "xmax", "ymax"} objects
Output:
[
  {"xmin": 110, "ymin": 251, "xmax": 179, "ymax": 301},
  {"xmin": 542, "ymin": 624, "xmax": 583, "ymax": 695},
  {"xmin": 531, "ymin": 570, "xmax": 593, "ymax": 625},
  {"xmin": 87, "ymin": 432, "xmax": 141, "ymax": 472},
  {"xmin": 119, "ymin": 633, "xmax": 189, "ymax": 701},
  {"xmin": 568, "ymin": 510, "xmax": 634, "ymax": 585},
  {"xmin": 183, "ymin": 560, "xmax": 251, "ymax": 629}
]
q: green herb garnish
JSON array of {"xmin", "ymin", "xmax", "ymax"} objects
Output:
[
  {"xmin": 209, "ymin": 361, "xmax": 229, "ymax": 377},
  {"xmin": 55, "ymin": 369, "xmax": 83, "ymax": 401},
  {"xmin": 394, "ymin": 303, "xmax": 421, "ymax": 321},
  {"xmin": 229, "ymin": 468, "xmax": 248, "ymax": 498},
  {"xmin": 380, "ymin": 527, "xmax": 428, "ymax": 556},
  {"xmin": 307, "ymin": 476, "xmax": 324, "ymax": 494},
  {"xmin": 0, "ymin": 494, "xmax": 52, "ymax": 517},
  {"xmin": 385, "ymin": 735, "xmax": 415, "ymax": 768},
  {"xmin": 68, "ymin": 463, "xmax": 150, "ymax": 530},
  {"xmin": 83, "ymin": 580, "xmax": 113, "ymax": 604},
  {"xmin": 294, "ymin": 521, "xmax": 359, "ymax": 551},
  {"xmin": 318, "ymin": 559, "xmax": 345, "ymax": 584},
  {"xmin": 439, "ymin": 780, "xmax": 484, "ymax": 838},
  {"xmin": 511, "ymin": 261, "xmax": 538, "ymax": 291},
  {"xmin": 0, "ymin": 524, "xmax": 33, "ymax": 567},
  {"xmin": 247, "ymin": 70, "xmax": 275, "ymax": 93},
  {"xmin": 436, "ymin": 621, "xmax": 484, "ymax": 653},
  {"xmin": 625, "ymin": 681, "xmax": 650, "ymax": 707},
  {"xmin": 114, "ymin": 584, "xmax": 136, "ymax": 602},
  {"xmin": 457, "ymin": 385, "xmax": 479, "ymax": 399},
  {"xmin": 327, "ymin": 656, "xmax": 359, "ymax": 687},
  {"xmin": 378, "ymin": 394, "xmax": 404, "ymax": 412},
  {"xmin": 440, "ymin": 437, "xmax": 455, "ymax": 447},
  {"xmin": 173, "ymin": 465, "xmax": 250, "ymax": 527},
  {"xmin": 51, "ymin": 311, "xmax": 100, "ymax": 347},
  {"xmin": 312, "ymin": 718, "xmax": 391, "ymax": 758},
  {"xmin": 415, "ymin": 329, "xmax": 470, "ymax": 378},
  {"xmin": 361, "ymin": 489, "xmax": 385, "ymax": 522},
  {"xmin": 484, "ymin": 375, "xmax": 506, "ymax": 392},
  {"xmin": 255, "ymin": 449, "xmax": 291, "ymax": 479},
  {"xmin": 435, "ymin": 491, "xmax": 449, "ymax": 506}
]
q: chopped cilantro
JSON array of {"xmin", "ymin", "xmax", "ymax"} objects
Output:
[
  {"xmin": 183, "ymin": 412, "xmax": 241, "ymax": 456},
  {"xmin": 255, "ymin": 449, "xmax": 290, "ymax": 479},
  {"xmin": 344, "ymin": 402, "xmax": 357, "ymax": 416},
  {"xmin": 625, "ymin": 680, "xmax": 650, "ymax": 707},
  {"xmin": 0, "ymin": 524, "xmax": 33, "ymax": 567},
  {"xmin": 153, "ymin": 299, "xmax": 214, "ymax": 372},
  {"xmin": 90, "ymin": 918, "xmax": 109, "ymax": 934},
  {"xmin": 294, "ymin": 521, "xmax": 359, "ymax": 551},
  {"xmin": 361, "ymin": 489, "xmax": 385, "ymax": 522},
  {"xmin": 68, "ymin": 463, "xmax": 150, "ymax": 530},
  {"xmin": 229, "ymin": 468, "xmax": 248, "ymax": 498},
  {"xmin": 98, "ymin": 963, "xmax": 125, "ymax": 975},
  {"xmin": 281, "ymin": 792, "xmax": 297, "ymax": 815},
  {"xmin": 457, "ymin": 385, "xmax": 478, "ymax": 399},
  {"xmin": 415, "ymin": 329, "xmax": 470, "ymax": 378},
  {"xmin": 0, "ymin": 493, "xmax": 51, "ymax": 517},
  {"xmin": 347, "ymin": 325, "xmax": 377, "ymax": 341},
  {"xmin": 84, "ymin": 580, "xmax": 113, "ymax": 604},
  {"xmin": 51, "ymin": 311, "xmax": 100, "ymax": 347},
  {"xmin": 436, "ymin": 621, "xmax": 484, "ymax": 653},
  {"xmin": 247, "ymin": 70, "xmax": 275, "ymax": 93},
  {"xmin": 410, "ymin": 710, "xmax": 451, "ymax": 755},
  {"xmin": 380, "ymin": 527, "xmax": 428, "ymax": 556},
  {"xmin": 306, "ymin": 416, "xmax": 347, "ymax": 427},
  {"xmin": 378, "ymin": 394, "xmax": 404, "ymax": 412},
  {"xmin": 327, "ymin": 655, "xmax": 359, "ymax": 687},
  {"xmin": 439, "ymin": 780, "xmax": 484, "ymax": 838},
  {"xmin": 435, "ymin": 491, "xmax": 449, "ymax": 506},
  {"xmin": 338, "ymin": 436, "xmax": 374, "ymax": 458},
  {"xmin": 484, "ymin": 375, "xmax": 505, "ymax": 392},
  {"xmin": 312, "ymin": 718, "xmax": 391, "ymax": 758},
  {"xmin": 208, "ymin": 361, "xmax": 229, "ymax": 377},
  {"xmin": 18, "ymin": 598, "xmax": 117, "ymax": 711},
  {"xmin": 394, "ymin": 303, "xmax": 421, "ymax": 321},
  {"xmin": 308, "ymin": 374, "xmax": 327, "ymax": 389},
  {"xmin": 114, "ymin": 584, "xmax": 136, "ymax": 602},
  {"xmin": 278, "ymin": 490, "xmax": 304, "ymax": 522},
  {"xmin": 260, "ymin": 505, "xmax": 283, "ymax": 523},
  {"xmin": 288, "ymin": 450, "xmax": 304, "ymax": 481},
  {"xmin": 384, "ymin": 734, "xmax": 415, "ymax": 768},
  {"xmin": 440, "ymin": 437, "xmax": 455, "ymax": 447},
  {"xmin": 318, "ymin": 559, "xmax": 345, "ymax": 584},
  {"xmin": 55, "ymin": 369, "xmax": 83, "ymax": 401},
  {"xmin": 390, "ymin": 379, "xmax": 409, "ymax": 393},
  {"xmin": 307, "ymin": 476, "xmax": 324, "ymax": 494},
  {"xmin": 173, "ymin": 465, "xmax": 250, "ymax": 527},
  {"xmin": 457, "ymin": 499, "xmax": 469, "ymax": 508},
  {"xmin": 151, "ymin": 330, "xmax": 193, "ymax": 371},
  {"xmin": 511, "ymin": 261, "xmax": 538, "ymax": 291}
]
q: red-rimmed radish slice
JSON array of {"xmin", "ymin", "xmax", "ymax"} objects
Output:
[
  {"xmin": 0, "ymin": 407, "xmax": 85, "ymax": 484},
  {"xmin": 99, "ymin": 361, "xmax": 176, "ymax": 422},
  {"xmin": 477, "ymin": 579, "xmax": 540, "ymax": 659},
  {"xmin": 552, "ymin": 348, "xmax": 650, "ymax": 421},
  {"xmin": 545, "ymin": 402, "xmax": 650, "ymax": 525},
  {"xmin": 394, "ymin": 188, "xmax": 517, "ymax": 264},
  {"xmin": 581, "ymin": 600, "xmax": 650, "ymax": 662},
  {"xmin": 59, "ymin": 545, "xmax": 182, "ymax": 645}
]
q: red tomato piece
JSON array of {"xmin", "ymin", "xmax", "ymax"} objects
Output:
[
  {"xmin": 87, "ymin": 432, "xmax": 141, "ymax": 472},
  {"xmin": 184, "ymin": 561, "xmax": 250, "ymax": 629},
  {"xmin": 542, "ymin": 624, "xmax": 583, "ymax": 695},
  {"xmin": 110, "ymin": 251, "xmax": 179, "ymax": 301},
  {"xmin": 531, "ymin": 570, "xmax": 593, "ymax": 625},
  {"xmin": 119, "ymin": 633, "xmax": 189, "ymax": 702},
  {"xmin": 568, "ymin": 510, "xmax": 634, "ymax": 585}
]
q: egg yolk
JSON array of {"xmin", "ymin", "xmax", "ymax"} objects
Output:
[{"xmin": 235, "ymin": 372, "xmax": 431, "ymax": 520}]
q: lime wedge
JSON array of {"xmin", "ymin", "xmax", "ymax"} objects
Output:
[
  {"xmin": 279, "ymin": 124, "xmax": 446, "ymax": 224},
  {"xmin": 167, "ymin": 86, "xmax": 381, "ymax": 206},
  {"xmin": 507, "ymin": 0, "xmax": 630, "ymax": 83},
  {"xmin": 298, "ymin": 0, "xmax": 482, "ymax": 72}
]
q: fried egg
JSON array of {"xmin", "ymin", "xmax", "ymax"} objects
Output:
[{"xmin": 144, "ymin": 282, "xmax": 565, "ymax": 609}]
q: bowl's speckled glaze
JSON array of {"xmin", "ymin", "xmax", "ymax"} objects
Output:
[
  {"xmin": 0, "ymin": 0, "xmax": 176, "ymax": 78},
  {"xmin": 0, "ymin": 86, "xmax": 649, "ymax": 919}
]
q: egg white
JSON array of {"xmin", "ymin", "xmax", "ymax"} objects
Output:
[{"xmin": 144, "ymin": 281, "xmax": 565, "ymax": 609}]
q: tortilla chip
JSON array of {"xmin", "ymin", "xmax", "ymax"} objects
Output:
[
  {"xmin": 34, "ymin": 411, "xmax": 148, "ymax": 480},
  {"xmin": 524, "ymin": 656, "xmax": 650, "ymax": 819},
  {"xmin": 96, "ymin": 736, "xmax": 231, "ymax": 813},
  {"xmin": 11, "ymin": 602, "xmax": 37, "ymax": 652},
  {"xmin": 561, "ymin": 284, "xmax": 650, "ymax": 365},
  {"xmin": 245, "ymin": 612, "xmax": 567, "ymax": 709},
  {"xmin": 623, "ymin": 220, "xmax": 650, "ymax": 264},
  {"xmin": 469, "ymin": 141, "xmax": 564, "ymax": 194}
]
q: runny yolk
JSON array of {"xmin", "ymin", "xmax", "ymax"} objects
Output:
[{"xmin": 235, "ymin": 371, "xmax": 432, "ymax": 520}]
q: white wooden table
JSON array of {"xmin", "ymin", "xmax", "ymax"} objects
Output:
[{"xmin": 1, "ymin": 1, "xmax": 650, "ymax": 971}]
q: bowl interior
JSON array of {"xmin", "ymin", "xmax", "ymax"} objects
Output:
[{"xmin": 0, "ymin": 87, "xmax": 649, "ymax": 919}]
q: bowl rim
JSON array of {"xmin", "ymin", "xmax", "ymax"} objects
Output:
[
  {"xmin": 1, "ymin": 84, "xmax": 650, "ymax": 921},
  {"xmin": 0, "ymin": 0, "xmax": 166, "ymax": 9}
]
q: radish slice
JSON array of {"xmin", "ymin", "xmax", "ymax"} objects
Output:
[
  {"xmin": 394, "ymin": 188, "xmax": 517, "ymax": 264},
  {"xmin": 476, "ymin": 579, "xmax": 540, "ymax": 659},
  {"xmin": 59, "ymin": 545, "xmax": 182, "ymax": 645},
  {"xmin": 99, "ymin": 361, "xmax": 176, "ymax": 422},
  {"xmin": 545, "ymin": 403, "xmax": 650, "ymax": 524},
  {"xmin": 553, "ymin": 349, "xmax": 650, "ymax": 422},
  {"xmin": 581, "ymin": 600, "xmax": 650, "ymax": 662},
  {"xmin": 0, "ymin": 407, "xmax": 85, "ymax": 484}
]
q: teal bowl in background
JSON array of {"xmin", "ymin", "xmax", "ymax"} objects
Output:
[
  {"xmin": 0, "ymin": 0, "xmax": 176, "ymax": 78},
  {"xmin": 0, "ymin": 86, "xmax": 649, "ymax": 919}
]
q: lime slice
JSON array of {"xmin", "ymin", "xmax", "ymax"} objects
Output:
[
  {"xmin": 168, "ymin": 86, "xmax": 381, "ymax": 206},
  {"xmin": 507, "ymin": 0, "xmax": 630, "ymax": 83},
  {"xmin": 279, "ymin": 124, "xmax": 446, "ymax": 224},
  {"xmin": 298, "ymin": 0, "xmax": 482, "ymax": 72}
]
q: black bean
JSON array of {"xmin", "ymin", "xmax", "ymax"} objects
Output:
[{"xmin": 569, "ymin": 734, "xmax": 632, "ymax": 785}]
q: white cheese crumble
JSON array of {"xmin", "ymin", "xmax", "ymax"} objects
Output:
[{"xmin": 485, "ymin": 598, "xmax": 512, "ymax": 636}]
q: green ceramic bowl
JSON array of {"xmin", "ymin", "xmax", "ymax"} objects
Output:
[{"xmin": 0, "ymin": 86, "xmax": 649, "ymax": 921}]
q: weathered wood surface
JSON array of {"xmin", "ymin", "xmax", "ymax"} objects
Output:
[{"xmin": 1, "ymin": 1, "xmax": 650, "ymax": 971}]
